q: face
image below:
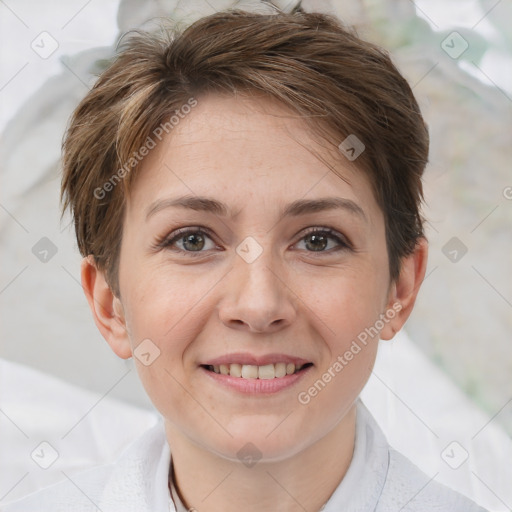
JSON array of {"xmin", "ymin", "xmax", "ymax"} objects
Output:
[{"xmin": 98, "ymin": 93, "xmax": 405, "ymax": 462}]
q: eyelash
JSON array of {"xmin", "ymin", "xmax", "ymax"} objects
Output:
[{"xmin": 156, "ymin": 226, "xmax": 352, "ymax": 257}]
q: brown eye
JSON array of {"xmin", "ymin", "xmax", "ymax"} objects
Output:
[
  {"xmin": 304, "ymin": 232, "xmax": 329, "ymax": 251},
  {"xmin": 162, "ymin": 228, "xmax": 217, "ymax": 256},
  {"xmin": 296, "ymin": 228, "xmax": 351, "ymax": 253},
  {"xmin": 180, "ymin": 232, "xmax": 207, "ymax": 251}
]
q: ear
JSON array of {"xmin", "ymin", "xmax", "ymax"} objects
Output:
[
  {"xmin": 80, "ymin": 255, "xmax": 132, "ymax": 359},
  {"xmin": 380, "ymin": 237, "xmax": 428, "ymax": 340}
]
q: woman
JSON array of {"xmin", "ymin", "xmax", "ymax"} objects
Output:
[{"xmin": 5, "ymin": 5, "xmax": 488, "ymax": 511}]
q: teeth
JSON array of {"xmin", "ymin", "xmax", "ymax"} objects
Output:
[
  {"xmin": 257, "ymin": 364, "xmax": 275, "ymax": 380},
  {"xmin": 229, "ymin": 363, "xmax": 242, "ymax": 378},
  {"xmin": 241, "ymin": 364, "xmax": 258, "ymax": 379},
  {"xmin": 208, "ymin": 362, "xmax": 309, "ymax": 379},
  {"xmin": 275, "ymin": 362, "xmax": 287, "ymax": 378}
]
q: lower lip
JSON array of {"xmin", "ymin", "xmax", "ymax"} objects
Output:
[{"xmin": 200, "ymin": 365, "xmax": 313, "ymax": 394}]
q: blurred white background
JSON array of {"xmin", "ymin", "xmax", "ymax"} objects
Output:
[{"xmin": 1, "ymin": 0, "xmax": 511, "ymax": 509}]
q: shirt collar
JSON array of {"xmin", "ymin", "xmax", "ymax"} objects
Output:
[
  {"xmin": 96, "ymin": 420, "xmax": 171, "ymax": 512},
  {"xmin": 321, "ymin": 399, "xmax": 389, "ymax": 511}
]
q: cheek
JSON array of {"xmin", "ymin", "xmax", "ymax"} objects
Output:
[
  {"xmin": 296, "ymin": 267, "xmax": 384, "ymax": 397},
  {"xmin": 303, "ymin": 267, "xmax": 387, "ymax": 341},
  {"xmin": 121, "ymin": 263, "xmax": 212, "ymax": 340},
  {"xmin": 296, "ymin": 274, "xmax": 382, "ymax": 405},
  {"xmin": 134, "ymin": 359, "xmax": 203, "ymax": 437},
  {"xmin": 119, "ymin": 268, "xmax": 216, "ymax": 403}
]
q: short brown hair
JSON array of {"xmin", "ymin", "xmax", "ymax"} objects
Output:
[{"xmin": 61, "ymin": 7, "xmax": 428, "ymax": 296}]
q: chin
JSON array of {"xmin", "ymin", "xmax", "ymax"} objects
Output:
[{"xmin": 210, "ymin": 418, "xmax": 315, "ymax": 464}]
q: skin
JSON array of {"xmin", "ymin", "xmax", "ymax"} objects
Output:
[{"xmin": 82, "ymin": 93, "xmax": 427, "ymax": 512}]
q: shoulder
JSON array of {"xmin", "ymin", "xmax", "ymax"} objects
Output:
[
  {"xmin": 3, "ymin": 421, "xmax": 170, "ymax": 512},
  {"xmin": 377, "ymin": 447, "xmax": 488, "ymax": 512},
  {"xmin": 353, "ymin": 400, "xmax": 488, "ymax": 512}
]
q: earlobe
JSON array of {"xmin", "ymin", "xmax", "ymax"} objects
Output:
[
  {"xmin": 380, "ymin": 237, "xmax": 428, "ymax": 341},
  {"xmin": 80, "ymin": 256, "xmax": 132, "ymax": 359}
]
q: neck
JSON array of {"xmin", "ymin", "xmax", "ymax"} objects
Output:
[{"xmin": 165, "ymin": 405, "xmax": 357, "ymax": 512}]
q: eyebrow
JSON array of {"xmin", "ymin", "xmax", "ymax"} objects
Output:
[{"xmin": 145, "ymin": 195, "xmax": 367, "ymax": 223}]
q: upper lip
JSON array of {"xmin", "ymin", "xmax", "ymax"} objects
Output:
[{"xmin": 201, "ymin": 352, "xmax": 312, "ymax": 367}]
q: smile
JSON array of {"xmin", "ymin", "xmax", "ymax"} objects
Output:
[{"xmin": 202, "ymin": 362, "xmax": 313, "ymax": 379}]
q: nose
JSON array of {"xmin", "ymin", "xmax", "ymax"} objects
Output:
[{"xmin": 217, "ymin": 248, "xmax": 297, "ymax": 334}]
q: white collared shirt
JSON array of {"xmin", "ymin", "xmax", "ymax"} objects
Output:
[{"xmin": 4, "ymin": 400, "xmax": 487, "ymax": 512}]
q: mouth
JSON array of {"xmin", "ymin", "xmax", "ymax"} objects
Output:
[{"xmin": 200, "ymin": 362, "xmax": 314, "ymax": 380}]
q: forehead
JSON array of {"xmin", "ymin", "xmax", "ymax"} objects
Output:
[{"xmin": 127, "ymin": 93, "xmax": 381, "ymax": 225}]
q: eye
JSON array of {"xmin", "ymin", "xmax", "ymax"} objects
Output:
[
  {"xmin": 157, "ymin": 226, "xmax": 352, "ymax": 257},
  {"xmin": 159, "ymin": 227, "xmax": 217, "ymax": 256},
  {"xmin": 295, "ymin": 228, "xmax": 351, "ymax": 253}
]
